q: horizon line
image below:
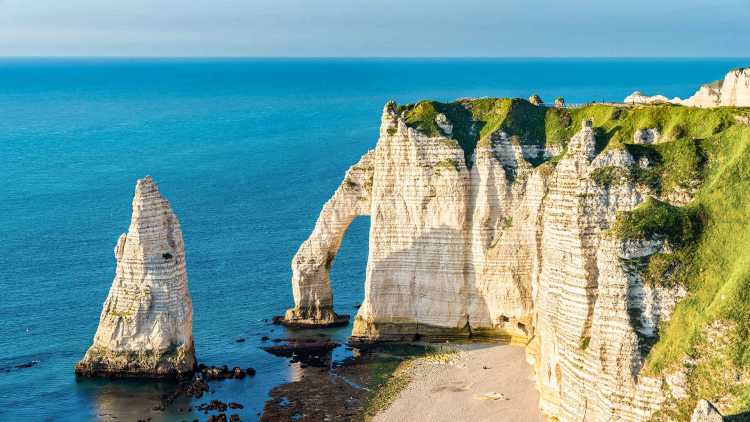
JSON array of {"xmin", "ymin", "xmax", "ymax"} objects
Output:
[{"xmin": 0, "ymin": 55, "xmax": 749, "ymax": 60}]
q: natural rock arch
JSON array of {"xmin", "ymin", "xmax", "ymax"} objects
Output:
[
  {"xmin": 282, "ymin": 102, "xmax": 531, "ymax": 341},
  {"xmin": 281, "ymin": 151, "xmax": 375, "ymax": 327}
]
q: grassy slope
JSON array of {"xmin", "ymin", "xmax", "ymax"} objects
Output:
[
  {"xmin": 400, "ymin": 99, "xmax": 750, "ymax": 413},
  {"xmin": 646, "ymin": 125, "xmax": 750, "ymax": 415}
]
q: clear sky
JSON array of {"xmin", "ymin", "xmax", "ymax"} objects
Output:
[{"xmin": 1, "ymin": 0, "xmax": 749, "ymax": 57}]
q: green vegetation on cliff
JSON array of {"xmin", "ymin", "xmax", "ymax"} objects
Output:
[
  {"xmin": 612, "ymin": 197, "xmax": 701, "ymax": 247},
  {"xmin": 643, "ymin": 125, "xmax": 750, "ymax": 416},
  {"xmin": 605, "ymin": 122, "xmax": 750, "ymax": 417},
  {"xmin": 397, "ymin": 98, "xmax": 546, "ymax": 164}
]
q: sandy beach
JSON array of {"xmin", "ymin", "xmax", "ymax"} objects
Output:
[{"xmin": 373, "ymin": 344, "xmax": 545, "ymax": 422}]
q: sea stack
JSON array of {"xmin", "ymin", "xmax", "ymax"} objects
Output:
[{"xmin": 75, "ymin": 176, "xmax": 195, "ymax": 378}]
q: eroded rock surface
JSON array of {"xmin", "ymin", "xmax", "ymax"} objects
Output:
[
  {"xmin": 691, "ymin": 400, "xmax": 724, "ymax": 422},
  {"xmin": 76, "ymin": 176, "xmax": 195, "ymax": 378}
]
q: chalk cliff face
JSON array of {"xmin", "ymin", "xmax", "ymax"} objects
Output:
[
  {"xmin": 719, "ymin": 67, "xmax": 750, "ymax": 107},
  {"xmin": 76, "ymin": 176, "xmax": 195, "ymax": 378},
  {"xmin": 283, "ymin": 96, "xmax": 750, "ymax": 420},
  {"xmin": 625, "ymin": 66, "xmax": 750, "ymax": 107},
  {"xmin": 285, "ymin": 102, "xmax": 540, "ymax": 341}
]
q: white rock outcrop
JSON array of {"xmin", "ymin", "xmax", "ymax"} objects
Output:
[
  {"xmin": 691, "ymin": 400, "xmax": 724, "ymax": 422},
  {"xmin": 624, "ymin": 91, "xmax": 673, "ymax": 105},
  {"xmin": 719, "ymin": 67, "xmax": 750, "ymax": 106},
  {"xmin": 285, "ymin": 101, "xmax": 695, "ymax": 420},
  {"xmin": 624, "ymin": 67, "xmax": 750, "ymax": 107},
  {"xmin": 76, "ymin": 176, "xmax": 195, "ymax": 378},
  {"xmin": 680, "ymin": 82, "xmax": 723, "ymax": 108}
]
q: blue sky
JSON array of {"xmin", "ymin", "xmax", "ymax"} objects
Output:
[{"xmin": 1, "ymin": 0, "xmax": 749, "ymax": 57}]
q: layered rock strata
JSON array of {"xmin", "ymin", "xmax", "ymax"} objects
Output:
[
  {"xmin": 76, "ymin": 176, "xmax": 195, "ymax": 378},
  {"xmin": 625, "ymin": 66, "xmax": 750, "ymax": 107},
  {"xmin": 284, "ymin": 99, "xmax": 718, "ymax": 420}
]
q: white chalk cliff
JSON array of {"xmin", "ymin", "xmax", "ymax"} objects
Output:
[
  {"xmin": 625, "ymin": 66, "xmax": 750, "ymax": 107},
  {"xmin": 76, "ymin": 176, "xmax": 195, "ymax": 378},
  {"xmin": 283, "ymin": 99, "xmax": 722, "ymax": 420}
]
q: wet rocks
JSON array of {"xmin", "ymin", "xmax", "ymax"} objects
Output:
[
  {"xmin": 178, "ymin": 377, "xmax": 209, "ymax": 399},
  {"xmin": 272, "ymin": 314, "xmax": 350, "ymax": 328},
  {"xmin": 262, "ymin": 338, "xmax": 339, "ymax": 357},
  {"xmin": 198, "ymin": 400, "xmax": 229, "ymax": 412},
  {"xmin": 196, "ymin": 401, "xmax": 242, "ymax": 421},
  {"xmin": 197, "ymin": 364, "xmax": 256, "ymax": 380},
  {"xmin": 160, "ymin": 375, "xmax": 210, "ymax": 407},
  {"xmin": 262, "ymin": 338, "xmax": 339, "ymax": 368}
]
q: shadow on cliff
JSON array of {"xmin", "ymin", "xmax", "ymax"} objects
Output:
[
  {"xmin": 359, "ymin": 224, "xmax": 494, "ymax": 337},
  {"xmin": 433, "ymin": 99, "xmax": 551, "ymax": 167}
]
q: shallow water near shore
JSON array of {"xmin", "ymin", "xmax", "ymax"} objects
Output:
[{"xmin": 1, "ymin": 58, "xmax": 748, "ymax": 421}]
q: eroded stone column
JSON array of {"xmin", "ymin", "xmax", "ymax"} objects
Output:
[{"xmin": 76, "ymin": 176, "xmax": 195, "ymax": 379}]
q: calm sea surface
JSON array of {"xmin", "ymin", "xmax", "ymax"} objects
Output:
[{"xmin": 1, "ymin": 58, "xmax": 747, "ymax": 421}]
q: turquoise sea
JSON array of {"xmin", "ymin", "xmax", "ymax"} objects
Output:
[{"xmin": 1, "ymin": 58, "xmax": 748, "ymax": 421}]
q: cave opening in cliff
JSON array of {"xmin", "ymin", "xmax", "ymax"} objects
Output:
[{"xmin": 328, "ymin": 216, "xmax": 370, "ymax": 321}]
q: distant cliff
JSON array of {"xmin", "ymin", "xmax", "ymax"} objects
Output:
[
  {"xmin": 284, "ymin": 95, "xmax": 750, "ymax": 420},
  {"xmin": 626, "ymin": 67, "xmax": 750, "ymax": 107}
]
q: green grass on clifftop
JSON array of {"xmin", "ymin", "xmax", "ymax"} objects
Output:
[
  {"xmin": 397, "ymin": 99, "xmax": 749, "ymax": 168},
  {"xmin": 397, "ymin": 98, "xmax": 547, "ymax": 164}
]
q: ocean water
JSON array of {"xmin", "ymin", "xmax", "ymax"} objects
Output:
[{"xmin": 1, "ymin": 58, "xmax": 748, "ymax": 421}]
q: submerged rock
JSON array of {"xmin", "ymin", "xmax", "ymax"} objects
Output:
[
  {"xmin": 262, "ymin": 338, "xmax": 339, "ymax": 367},
  {"xmin": 75, "ymin": 176, "xmax": 195, "ymax": 379},
  {"xmin": 262, "ymin": 339, "xmax": 339, "ymax": 357}
]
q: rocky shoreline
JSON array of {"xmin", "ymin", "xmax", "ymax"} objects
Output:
[{"xmin": 259, "ymin": 343, "xmax": 437, "ymax": 422}]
